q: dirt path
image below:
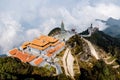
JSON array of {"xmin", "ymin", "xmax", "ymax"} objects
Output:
[
  {"xmin": 112, "ymin": 65, "xmax": 120, "ymax": 69},
  {"xmin": 83, "ymin": 38, "xmax": 99, "ymax": 59},
  {"xmin": 103, "ymin": 56, "xmax": 116, "ymax": 65},
  {"xmin": 104, "ymin": 56, "xmax": 111, "ymax": 60},
  {"xmin": 102, "ymin": 55, "xmax": 120, "ymax": 69},
  {"xmin": 105, "ymin": 59, "xmax": 116, "ymax": 64}
]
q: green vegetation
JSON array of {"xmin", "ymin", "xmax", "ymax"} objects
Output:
[
  {"xmin": 83, "ymin": 31, "xmax": 120, "ymax": 52},
  {"xmin": 66, "ymin": 34, "xmax": 83, "ymax": 55},
  {"xmin": 79, "ymin": 29, "xmax": 89, "ymax": 35},
  {"xmin": 66, "ymin": 34, "xmax": 120, "ymax": 80},
  {"xmin": 82, "ymin": 31, "xmax": 120, "ymax": 64},
  {"xmin": 0, "ymin": 57, "xmax": 69, "ymax": 80},
  {"xmin": 107, "ymin": 57, "xmax": 115, "ymax": 62},
  {"xmin": 79, "ymin": 60, "xmax": 120, "ymax": 80}
]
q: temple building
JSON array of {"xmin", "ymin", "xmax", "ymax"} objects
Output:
[{"xmin": 8, "ymin": 35, "xmax": 65, "ymax": 67}]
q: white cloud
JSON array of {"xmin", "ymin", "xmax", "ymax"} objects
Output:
[
  {"xmin": 96, "ymin": 4, "xmax": 120, "ymax": 19},
  {"xmin": 0, "ymin": 0, "xmax": 120, "ymax": 53},
  {"xmin": 25, "ymin": 29, "xmax": 41, "ymax": 40},
  {"xmin": 0, "ymin": 14, "xmax": 22, "ymax": 53}
]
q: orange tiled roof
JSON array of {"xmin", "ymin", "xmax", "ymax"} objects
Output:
[
  {"xmin": 29, "ymin": 42, "xmax": 51, "ymax": 51},
  {"xmin": 21, "ymin": 42, "xmax": 31, "ymax": 49},
  {"xmin": 46, "ymin": 49, "xmax": 56, "ymax": 57},
  {"xmin": 46, "ymin": 36, "xmax": 58, "ymax": 43},
  {"xmin": 23, "ymin": 42, "xmax": 31, "ymax": 46},
  {"xmin": 46, "ymin": 53, "xmax": 52, "ymax": 57},
  {"xmin": 38, "ymin": 35, "xmax": 58, "ymax": 43},
  {"xmin": 51, "ymin": 41, "xmax": 60, "ymax": 46},
  {"xmin": 54, "ymin": 42, "xmax": 65, "ymax": 51},
  {"xmin": 15, "ymin": 51, "xmax": 29, "ymax": 62},
  {"xmin": 46, "ymin": 42, "xmax": 65, "ymax": 57},
  {"xmin": 20, "ymin": 35, "xmax": 61, "ymax": 51},
  {"xmin": 21, "ymin": 45, "xmax": 27, "ymax": 49},
  {"xmin": 9, "ymin": 48, "xmax": 36, "ymax": 63},
  {"xmin": 47, "ymin": 48, "xmax": 56, "ymax": 53},
  {"xmin": 29, "ymin": 44, "xmax": 44, "ymax": 51},
  {"xmin": 39, "ymin": 35, "xmax": 46, "ymax": 39},
  {"xmin": 26, "ymin": 55, "xmax": 36, "ymax": 62},
  {"xmin": 31, "ymin": 39, "xmax": 49, "ymax": 47},
  {"xmin": 9, "ymin": 48, "xmax": 18, "ymax": 55},
  {"xmin": 29, "ymin": 44, "xmax": 49, "ymax": 50},
  {"xmin": 29, "ymin": 44, "xmax": 43, "ymax": 50},
  {"xmin": 34, "ymin": 58, "xmax": 43, "ymax": 65}
]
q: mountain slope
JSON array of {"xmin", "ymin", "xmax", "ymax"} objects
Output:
[
  {"xmin": 66, "ymin": 34, "xmax": 120, "ymax": 80},
  {"xmin": 80, "ymin": 30, "xmax": 120, "ymax": 64},
  {"xmin": 0, "ymin": 57, "xmax": 70, "ymax": 80}
]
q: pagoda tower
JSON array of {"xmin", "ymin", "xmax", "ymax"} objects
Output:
[{"xmin": 61, "ymin": 21, "xmax": 65, "ymax": 32}]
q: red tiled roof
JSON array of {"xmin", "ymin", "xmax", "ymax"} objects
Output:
[
  {"xmin": 9, "ymin": 48, "xmax": 36, "ymax": 63},
  {"xmin": 26, "ymin": 55, "xmax": 36, "ymax": 62},
  {"xmin": 46, "ymin": 49, "xmax": 56, "ymax": 57},
  {"xmin": 34, "ymin": 58, "xmax": 43, "ymax": 65},
  {"xmin": 9, "ymin": 48, "xmax": 18, "ymax": 55},
  {"xmin": 21, "ymin": 42, "xmax": 31, "ymax": 49},
  {"xmin": 15, "ymin": 51, "xmax": 29, "ymax": 62},
  {"xmin": 51, "ymin": 40, "xmax": 60, "ymax": 46},
  {"xmin": 31, "ymin": 39, "xmax": 49, "ymax": 47}
]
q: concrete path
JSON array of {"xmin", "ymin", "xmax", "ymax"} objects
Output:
[
  {"xmin": 63, "ymin": 48, "xmax": 75, "ymax": 78},
  {"xmin": 62, "ymin": 48, "xmax": 69, "ymax": 75},
  {"xmin": 83, "ymin": 38, "xmax": 99, "ymax": 59},
  {"xmin": 67, "ymin": 50, "xmax": 74, "ymax": 77}
]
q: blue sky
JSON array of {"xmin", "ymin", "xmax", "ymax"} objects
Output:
[{"xmin": 0, "ymin": 0, "xmax": 120, "ymax": 53}]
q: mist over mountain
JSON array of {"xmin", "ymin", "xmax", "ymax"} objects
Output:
[{"xmin": 96, "ymin": 17, "xmax": 120, "ymax": 38}]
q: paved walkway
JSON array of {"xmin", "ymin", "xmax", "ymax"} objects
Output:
[
  {"xmin": 67, "ymin": 50, "xmax": 74, "ymax": 77},
  {"xmin": 83, "ymin": 38, "xmax": 99, "ymax": 59},
  {"xmin": 63, "ymin": 48, "xmax": 75, "ymax": 79},
  {"xmin": 62, "ymin": 48, "xmax": 69, "ymax": 75}
]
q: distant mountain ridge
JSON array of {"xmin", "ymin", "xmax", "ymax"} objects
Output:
[{"xmin": 96, "ymin": 17, "xmax": 120, "ymax": 38}]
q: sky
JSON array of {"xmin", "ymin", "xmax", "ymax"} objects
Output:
[{"xmin": 0, "ymin": 0, "xmax": 120, "ymax": 53}]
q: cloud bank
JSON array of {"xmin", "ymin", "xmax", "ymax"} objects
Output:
[{"xmin": 0, "ymin": 0, "xmax": 120, "ymax": 53}]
